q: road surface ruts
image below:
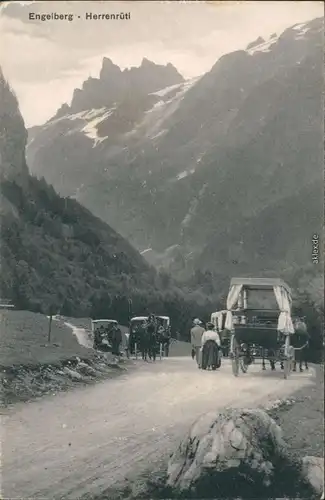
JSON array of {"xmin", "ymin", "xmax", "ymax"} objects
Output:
[{"xmin": 2, "ymin": 357, "xmax": 315, "ymax": 499}]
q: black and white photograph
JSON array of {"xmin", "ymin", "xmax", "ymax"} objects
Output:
[{"xmin": 0, "ymin": 1, "xmax": 324, "ymax": 498}]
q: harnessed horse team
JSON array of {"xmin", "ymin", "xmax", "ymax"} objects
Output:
[{"xmin": 128, "ymin": 314, "xmax": 171, "ymax": 361}]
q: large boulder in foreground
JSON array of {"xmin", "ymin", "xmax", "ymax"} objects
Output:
[
  {"xmin": 302, "ymin": 456, "xmax": 324, "ymax": 495},
  {"xmin": 166, "ymin": 408, "xmax": 318, "ymax": 499}
]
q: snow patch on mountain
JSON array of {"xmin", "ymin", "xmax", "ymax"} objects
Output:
[
  {"xmin": 145, "ymin": 101, "xmax": 165, "ymax": 113},
  {"xmin": 294, "ymin": 27, "xmax": 311, "ymax": 40},
  {"xmin": 81, "ymin": 109, "xmax": 114, "ymax": 146},
  {"xmin": 292, "ymin": 22, "xmax": 312, "ymax": 40},
  {"xmin": 181, "ymin": 183, "xmax": 208, "ymax": 231},
  {"xmin": 123, "ymin": 77, "xmax": 201, "ymax": 141},
  {"xmin": 151, "ymin": 82, "xmax": 184, "ymax": 97},
  {"xmin": 176, "ymin": 168, "xmax": 195, "ymax": 181},
  {"xmin": 150, "ymin": 129, "xmax": 168, "ymax": 140},
  {"xmin": 140, "ymin": 248, "xmax": 153, "ymax": 255},
  {"xmin": 292, "ymin": 22, "xmax": 307, "ymax": 31},
  {"xmin": 247, "ymin": 36, "xmax": 278, "ymax": 55}
]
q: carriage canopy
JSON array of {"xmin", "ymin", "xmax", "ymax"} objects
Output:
[
  {"xmin": 211, "ymin": 310, "xmax": 227, "ymax": 331},
  {"xmin": 157, "ymin": 316, "xmax": 170, "ymax": 328},
  {"xmin": 129, "ymin": 316, "xmax": 148, "ymax": 331},
  {"xmin": 225, "ymin": 277, "xmax": 294, "ymax": 335},
  {"xmin": 91, "ymin": 319, "xmax": 118, "ymax": 332}
]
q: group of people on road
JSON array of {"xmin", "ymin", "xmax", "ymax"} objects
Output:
[
  {"xmin": 94, "ymin": 323, "xmax": 123, "ymax": 358},
  {"xmin": 190, "ymin": 315, "xmax": 310, "ymax": 373},
  {"xmin": 190, "ymin": 319, "xmax": 222, "ymax": 370}
]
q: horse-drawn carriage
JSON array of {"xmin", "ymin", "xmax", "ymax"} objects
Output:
[
  {"xmin": 225, "ymin": 277, "xmax": 296, "ymax": 378},
  {"xmin": 156, "ymin": 316, "xmax": 171, "ymax": 356},
  {"xmin": 128, "ymin": 315, "xmax": 171, "ymax": 359},
  {"xmin": 211, "ymin": 310, "xmax": 230, "ymax": 356},
  {"xmin": 128, "ymin": 316, "xmax": 148, "ymax": 356},
  {"xmin": 91, "ymin": 319, "xmax": 118, "ymax": 352}
]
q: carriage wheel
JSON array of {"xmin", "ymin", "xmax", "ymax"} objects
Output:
[{"xmin": 230, "ymin": 335, "xmax": 240, "ymax": 377}]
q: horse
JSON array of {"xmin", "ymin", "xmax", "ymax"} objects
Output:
[
  {"xmin": 291, "ymin": 333, "xmax": 309, "ymax": 372},
  {"xmin": 261, "ymin": 348, "xmax": 277, "ymax": 371},
  {"xmin": 157, "ymin": 327, "xmax": 170, "ymax": 357}
]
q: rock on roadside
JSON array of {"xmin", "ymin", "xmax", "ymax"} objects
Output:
[
  {"xmin": 302, "ymin": 456, "xmax": 324, "ymax": 495},
  {"xmin": 166, "ymin": 408, "xmax": 319, "ymax": 499}
]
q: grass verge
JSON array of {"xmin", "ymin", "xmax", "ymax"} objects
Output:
[
  {"xmin": 0, "ymin": 310, "xmax": 91, "ymax": 367},
  {"xmin": 0, "ymin": 309, "xmax": 131, "ymax": 406}
]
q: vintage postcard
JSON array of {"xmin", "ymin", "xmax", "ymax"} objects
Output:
[{"xmin": 1, "ymin": 1, "xmax": 324, "ymax": 499}]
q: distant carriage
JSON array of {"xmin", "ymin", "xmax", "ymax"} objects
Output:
[
  {"xmin": 129, "ymin": 316, "xmax": 148, "ymax": 357},
  {"xmin": 91, "ymin": 319, "xmax": 118, "ymax": 352},
  {"xmin": 225, "ymin": 277, "xmax": 296, "ymax": 379},
  {"xmin": 128, "ymin": 315, "xmax": 170, "ymax": 360},
  {"xmin": 156, "ymin": 316, "xmax": 171, "ymax": 357},
  {"xmin": 210, "ymin": 310, "xmax": 230, "ymax": 356}
]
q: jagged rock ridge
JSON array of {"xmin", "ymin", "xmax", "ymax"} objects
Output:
[
  {"xmin": 54, "ymin": 58, "xmax": 184, "ymax": 119},
  {"xmin": 26, "ymin": 18, "xmax": 323, "ymax": 288}
]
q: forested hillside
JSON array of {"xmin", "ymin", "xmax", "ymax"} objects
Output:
[{"xmin": 0, "ymin": 69, "xmax": 214, "ymax": 333}]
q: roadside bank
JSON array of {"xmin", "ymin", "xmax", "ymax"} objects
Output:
[{"xmin": 0, "ymin": 310, "xmax": 131, "ymax": 406}]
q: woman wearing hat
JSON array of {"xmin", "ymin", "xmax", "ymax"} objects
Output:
[{"xmin": 200, "ymin": 322, "xmax": 222, "ymax": 370}]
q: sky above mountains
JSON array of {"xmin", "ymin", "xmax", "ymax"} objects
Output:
[{"xmin": 0, "ymin": 0, "xmax": 322, "ymax": 127}]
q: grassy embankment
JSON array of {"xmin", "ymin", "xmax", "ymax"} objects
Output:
[
  {"xmin": 0, "ymin": 309, "xmax": 191, "ymax": 405},
  {"xmin": 0, "ymin": 309, "xmax": 91, "ymax": 368},
  {"xmin": 0, "ymin": 309, "xmax": 127, "ymax": 405}
]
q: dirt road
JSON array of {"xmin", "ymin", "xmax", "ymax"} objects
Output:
[{"xmin": 2, "ymin": 357, "xmax": 315, "ymax": 499}]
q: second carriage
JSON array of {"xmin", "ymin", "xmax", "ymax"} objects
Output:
[
  {"xmin": 224, "ymin": 277, "xmax": 296, "ymax": 378},
  {"xmin": 210, "ymin": 310, "xmax": 230, "ymax": 357},
  {"xmin": 128, "ymin": 315, "xmax": 171, "ymax": 359}
]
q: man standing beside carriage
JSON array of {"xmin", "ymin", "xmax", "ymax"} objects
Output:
[
  {"xmin": 141, "ymin": 314, "xmax": 158, "ymax": 361},
  {"xmin": 191, "ymin": 319, "xmax": 205, "ymax": 367},
  {"xmin": 292, "ymin": 316, "xmax": 310, "ymax": 372}
]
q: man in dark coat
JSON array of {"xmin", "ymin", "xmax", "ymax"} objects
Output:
[
  {"xmin": 111, "ymin": 324, "xmax": 122, "ymax": 358},
  {"xmin": 148, "ymin": 314, "xmax": 158, "ymax": 361}
]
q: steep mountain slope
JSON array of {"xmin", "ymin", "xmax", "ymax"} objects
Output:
[
  {"xmin": 179, "ymin": 19, "xmax": 323, "ymax": 275},
  {"xmin": 2, "ymin": 69, "xmax": 211, "ymax": 326},
  {"xmin": 26, "ymin": 19, "xmax": 323, "ymax": 281},
  {"xmin": 0, "ymin": 69, "xmax": 158, "ymax": 315},
  {"xmin": 27, "ymin": 59, "xmax": 186, "ymax": 198}
]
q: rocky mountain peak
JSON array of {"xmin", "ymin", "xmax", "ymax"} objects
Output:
[
  {"xmin": 54, "ymin": 57, "xmax": 184, "ymax": 120},
  {"xmin": 246, "ymin": 36, "xmax": 266, "ymax": 50},
  {"xmin": 141, "ymin": 57, "xmax": 154, "ymax": 67},
  {"xmin": 99, "ymin": 57, "xmax": 122, "ymax": 80}
]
